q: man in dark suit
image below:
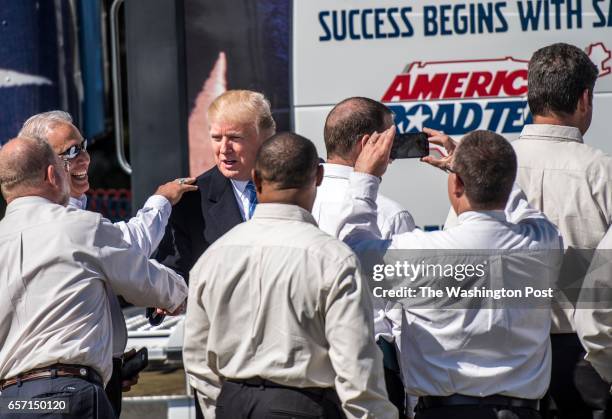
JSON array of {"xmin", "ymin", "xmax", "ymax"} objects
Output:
[{"xmin": 156, "ymin": 89, "xmax": 276, "ymax": 417}]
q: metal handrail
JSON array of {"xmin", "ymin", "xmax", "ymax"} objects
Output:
[{"xmin": 110, "ymin": 0, "xmax": 131, "ymax": 174}]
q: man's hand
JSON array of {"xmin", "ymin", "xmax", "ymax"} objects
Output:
[
  {"xmin": 420, "ymin": 127, "xmax": 458, "ymax": 172},
  {"xmin": 354, "ymin": 126, "xmax": 396, "ymax": 177},
  {"xmin": 121, "ymin": 374, "xmax": 139, "ymax": 392},
  {"xmin": 154, "ymin": 299, "xmax": 186, "ymax": 317},
  {"xmin": 121, "ymin": 348, "xmax": 139, "ymax": 392},
  {"xmin": 155, "ymin": 178, "xmax": 198, "ymax": 205}
]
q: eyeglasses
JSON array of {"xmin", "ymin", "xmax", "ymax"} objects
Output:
[{"xmin": 58, "ymin": 139, "xmax": 87, "ymax": 160}]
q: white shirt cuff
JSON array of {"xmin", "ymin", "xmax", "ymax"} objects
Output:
[
  {"xmin": 146, "ymin": 195, "xmax": 172, "ymax": 217},
  {"xmin": 348, "ymin": 171, "xmax": 380, "ymax": 201}
]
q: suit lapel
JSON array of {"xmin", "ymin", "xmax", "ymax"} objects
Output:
[{"xmin": 203, "ymin": 167, "xmax": 244, "ymax": 241}]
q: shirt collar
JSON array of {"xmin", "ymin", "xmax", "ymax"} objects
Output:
[
  {"xmin": 5, "ymin": 196, "xmax": 57, "ymax": 216},
  {"xmin": 519, "ymin": 124, "xmax": 583, "ymax": 144},
  {"xmin": 69, "ymin": 194, "xmax": 87, "ymax": 210},
  {"xmin": 322, "ymin": 163, "xmax": 353, "ymax": 179},
  {"xmin": 230, "ymin": 179, "xmax": 249, "ymax": 194},
  {"xmin": 252, "ymin": 203, "xmax": 317, "ymax": 226},
  {"xmin": 457, "ymin": 210, "xmax": 507, "ymax": 225}
]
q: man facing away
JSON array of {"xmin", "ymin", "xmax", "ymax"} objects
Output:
[
  {"xmin": 0, "ymin": 137, "xmax": 188, "ymax": 418},
  {"xmin": 513, "ymin": 43, "xmax": 612, "ymax": 418},
  {"xmin": 313, "ymin": 96, "xmax": 415, "ymax": 237},
  {"xmin": 183, "ymin": 132, "xmax": 397, "ymax": 419},
  {"xmin": 313, "ymin": 96, "xmax": 415, "ymax": 416},
  {"xmin": 337, "ymin": 127, "xmax": 562, "ymax": 419}
]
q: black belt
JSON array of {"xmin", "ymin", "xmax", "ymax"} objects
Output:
[
  {"xmin": 227, "ymin": 378, "xmax": 331, "ymax": 397},
  {"xmin": 0, "ymin": 364, "xmax": 103, "ymax": 390},
  {"xmin": 417, "ymin": 394, "xmax": 540, "ymax": 411}
]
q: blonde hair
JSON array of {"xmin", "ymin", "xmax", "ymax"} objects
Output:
[{"xmin": 208, "ymin": 90, "xmax": 276, "ymax": 136}]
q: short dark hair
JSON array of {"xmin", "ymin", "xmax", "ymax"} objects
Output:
[
  {"xmin": 254, "ymin": 132, "xmax": 319, "ymax": 189},
  {"xmin": 528, "ymin": 43, "xmax": 598, "ymax": 116},
  {"xmin": 452, "ymin": 130, "xmax": 517, "ymax": 207},
  {"xmin": 324, "ymin": 97, "xmax": 393, "ymax": 159}
]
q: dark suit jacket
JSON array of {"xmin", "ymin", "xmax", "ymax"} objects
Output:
[{"xmin": 156, "ymin": 166, "xmax": 244, "ymax": 281}]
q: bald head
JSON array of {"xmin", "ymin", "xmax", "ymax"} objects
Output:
[
  {"xmin": 0, "ymin": 137, "xmax": 69, "ymax": 204},
  {"xmin": 324, "ymin": 97, "xmax": 393, "ymax": 162},
  {"xmin": 253, "ymin": 132, "xmax": 323, "ymax": 211}
]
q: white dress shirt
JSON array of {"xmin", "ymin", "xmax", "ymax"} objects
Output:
[
  {"xmin": 444, "ymin": 125, "xmax": 612, "ymax": 333},
  {"xmin": 0, "ymin": 197, "xmax": 188, "ymax": 385},
  {"xmin": 230, "ymin": 179, "xmax": 255, "ymax": 221},
  {"xmin": 313, "ymin": 163, "xmax": 415, "ymax": 344},
  {"xmin": 513, "ymin": 124, "xmax": 612, "ymax": 333},
  {"xmin": 337, "ymin": 172, "xmax": 563, "ymax": 399},
  {"xmin": 183, "ymin": 203, "xmax": 397, "ymax": 419},
  {"xmin": 313, "ymin": 163, "xmax": 415, "ymax": 238},
  {"xmin": 575, "ymin": 228, "xmax": 612, "ymax": 383},
  {"xmin": 68, "ymin": 193, "xmax": 172, "ymax": 356}
]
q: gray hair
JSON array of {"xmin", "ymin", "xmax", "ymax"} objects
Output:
[
  {"xmin": 0, "ymin": 136, "xmax": 58, "ymax": 198},
  {"xmin": 18, "ymin": 110, "xmax": 74, "ymax": 142}
]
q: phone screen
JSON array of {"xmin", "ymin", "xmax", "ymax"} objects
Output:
[{"xmin": 391, "ymin": 132, "xmax": 429, "ymax": 159}]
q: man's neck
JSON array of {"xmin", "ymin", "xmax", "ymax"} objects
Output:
[
  {"xmin": 532, "ymin": 114, "xmax": 580, "ymax": 130},
  {"xmin": 455, "ymin": 201, "xmax": 504, "ymax": 215},
  {"xmin": 258, "ymin": 189, "xmax": 312, "ymax": 212},
  {"xmin": 326, "ymin": 157, "xmax": 354, "ymax": 167}
]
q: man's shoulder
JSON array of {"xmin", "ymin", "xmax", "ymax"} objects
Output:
[
  {"xmin": 196, "ymin": 165, "xmax": 225, "ymax": 185},
  {"xmin": 1, "ymin": 201, "xmax": 102, "ymax": 239},
  {"xmin": 584, "ymin": 147, "xmax": 612, "ymax": 177},
  {"xmin": 210, "ymin": 217, "xmax": 356, "ymax": 263},
  {"xmin": 170, "ymin": 167, "xmax": 224, "ymax": 217}
]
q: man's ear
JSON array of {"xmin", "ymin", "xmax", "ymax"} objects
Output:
[
  {"xmin": 451, "ymin": 173, "xmax": 465, "ymax": 198},
  {"xmin": 578, "ymin": 88, "xmax": 591, "ymax": 112},
  {"xmin": 315, "ymin": 164, "xmax": 324, "ymax": 187},
  {"xmin": 46, "ymin": 164, "xmax": 57, "ymax": 187},
  {"xmin": 359, "ymin": 134, "xmax": 369, "ymax": 152},
  {"xmin": 252, "ymin": 168, "xmax": 263, "ymax": 193}
]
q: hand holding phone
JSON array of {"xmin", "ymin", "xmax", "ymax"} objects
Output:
[
  {"xmin": 420, "ymin": 127, "xmax": 458, "ymax": 172},
  {"xmin": 122, "ymin": 347, "xmax": 148, "ymax": 379}
]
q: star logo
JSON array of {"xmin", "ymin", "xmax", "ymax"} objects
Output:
[{"xmin": 405, "ymin": 105, "xmax": 431, "ymax": 132}]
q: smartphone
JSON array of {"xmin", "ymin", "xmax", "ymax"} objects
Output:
[
  {"xmin": 391, "ymin": 132, "xmax": 429, "ymax": 159},
  {"xmin": 121, "ymin": 347, "xmax": 148, "ymax": 379}
]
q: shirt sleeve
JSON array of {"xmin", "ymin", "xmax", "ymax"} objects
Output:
[
  {"xmin": 325, "ymin": 255, "xmax": 399, "ymax": 419},
  {"xmin": 335, "ymin": 172, "xmax": 392, "ymax": 256},
  {"xmin": 114, "ymin": 195, "xmax": 172, "ymax": 257},
  {"xmin": 93, "ymin": 217, "xmax": 187, "ymax": 312},
  {"xmin": 182, "ymin": 259, "xmax": 222, "ymax": 419},
  {"xmin": 386, "ymin": 210, "xmax": 415, "ymax": 235},
  {"xmin": 588, "ymin": 157, "xmax": 612, "ymax": 227},
  {"xmin": 575, "ymin": 233, "xmax": 612, "ymax": 383}
]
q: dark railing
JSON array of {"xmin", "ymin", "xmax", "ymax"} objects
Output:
[{"xmin": 86, "ymin": 188, "xmax": 132, "ymax": 222}]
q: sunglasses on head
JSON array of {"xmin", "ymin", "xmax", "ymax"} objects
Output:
[{"xmin": 59, "ymin": 139, "xmax": 87, "ymax": 160}]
